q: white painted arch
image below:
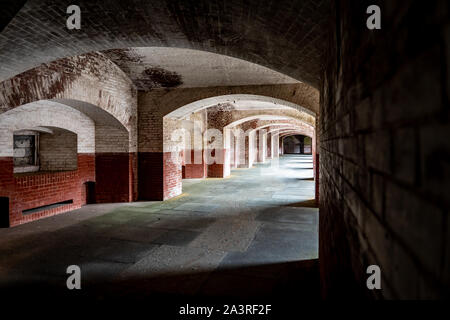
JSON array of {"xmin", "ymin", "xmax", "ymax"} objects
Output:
[
  {"xmin": 224, "ymin": 114, "xmax": 314, "ymax": 130},
  {"xmin": 0, "ymin": 100, "xmax": 95, "ymax": 156},
  {"xmin": 165, "ymin": 94, "xmax": 316, "ymax": 119}
]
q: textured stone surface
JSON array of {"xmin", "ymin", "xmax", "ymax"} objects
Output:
[
  {"xmin": 319, "ymin": 0, "xmax": 450, "ymax": 299},
  {"xmin": 0, "ymin": 155, "xmax": 318, "ymax": 299}
]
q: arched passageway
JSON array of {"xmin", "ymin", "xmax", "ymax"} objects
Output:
[
  {"xmin": 153, "ymin": 94, "xmax": 317, "ymax": 201},
  {"xmin": 0, "ymin": 0, "xmax": 448, "ymax": 304},
  {"xmin": 282, "ymin": 135, "xmax": 313, "ymax": 155}
]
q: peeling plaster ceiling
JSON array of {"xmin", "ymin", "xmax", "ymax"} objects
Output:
[{"xmin": 102, "ymin": 47, "xmax": 300, "ymax": 90}]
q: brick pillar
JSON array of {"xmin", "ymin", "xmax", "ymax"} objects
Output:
[
  {"xmin": 257, "ymin": 130, "xmax": 267, "ymax": 163},
  {"xmin": 300, "ymin": 136, "xmax": 305, "ymax": 154},
  {"xmin": 139, "ymin": 152, "xmax": 162, "ymax": 200},
  {"xmin": 267, "ymin": 132, "xmax": 272, "ymax": 159},
  {"xmin": 280, "ymin": 137, "xmax": 284, "ymax": 155},
  {"xmin": 138, "ymin": 151, "xmax": 182, "ymax": 201},
  {"xmin": 138, "ymin": 100, "xmax": 182, "ymax": 201},
  {"xmin": 314, "ymin": 118, "xmax": 319, "ymax": 205},
  {"xmin": 251, "ymin": 131, "xmax": 257, "ymax": 167},
  {"xmin": 230, "ymin": 131, "xmax": 236, "ymax": 168},
  {"xmin": 254, "ymin": 132, "xmax": 259, "ymax": 163},
  {"xmin": 315, "ymin": 153, "xmax": 319, "ymax": 203},
  {"xmin": 247, "ymin": 132, "xmax": 255, "ymax": 168},
  {"xmin": 206, "ymin": 108, "xmax": 232, "ymax": 178},
  {"xmin": 0, "ymin": 157, "xmax": 14, "ymax": 227},
  {"xmin": 184, "ymin": 149, "xmax": 206, "ymax": 178},
  {"xmin": 271, "ymin": 134, "xmax": 276, "ymax": 159},
  {"xmin": 130, "ymin": 152, "xmax": 138, "ymax": 201},
  {"xmin": 233, "ymin": 136, "xmax": 241, "ymax": 168},
  {"xmin": 206, "ymin": 148, "xmax": 227, "ymax": 177},
  {"xmin": 237, "ymin": 134, "xmax": 250, "ymax": 168},
  {"xmin": 95, "ymin": 152, "xmax": 135, "ymax": 203},
  {"xmin": 94, "ymin": 124, "xmax": 137, "ymax": 203},
  {"xmin": 205, "ymin": 127, "xmax": 228, "ymax": 178}
]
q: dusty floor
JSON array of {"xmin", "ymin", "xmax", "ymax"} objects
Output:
[{"xmin": 0, "ymin": 155, "xmax": 318, "ymax": 301}]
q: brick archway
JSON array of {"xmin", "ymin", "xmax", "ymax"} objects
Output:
[
  {"xmin": 0, "ymin": 99, "xmax": 136, "ymax": 226},
  {"xmin": 0, "ymin": 53, "xmax": 138, "ymax": 152}
]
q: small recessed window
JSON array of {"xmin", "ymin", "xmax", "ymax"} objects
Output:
[{"xmin": 13, "ymin": 133, "xmax": 39, "ymax": 173}]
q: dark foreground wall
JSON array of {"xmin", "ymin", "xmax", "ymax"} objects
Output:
[{"xmin": 320, "ymin": 0, "xmax": 450, "ymax": 299}]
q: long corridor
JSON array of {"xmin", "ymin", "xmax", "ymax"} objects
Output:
[{"xmin": 0, "ymin": 155, "xmax": 318, "ymax": 300}]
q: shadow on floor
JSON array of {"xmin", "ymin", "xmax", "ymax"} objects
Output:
[{"xmin": 2, "ymin": 259, "xmax": 319, "ymax": 304}]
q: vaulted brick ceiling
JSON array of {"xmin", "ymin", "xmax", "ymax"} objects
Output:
[{"xmin": 0, "ymin": 0, "xmax": 331, "ymax": 88}]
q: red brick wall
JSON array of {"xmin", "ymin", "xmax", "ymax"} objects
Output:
[
  {"xmin": 138, "ymin": 152, "xmax": 182, "ymax": 201},
  {"xmin": 183, "ymin": 150, "xmax": 206, "ymax": 179},
  {"xmin": 0, "ymin": 154, "xmax": 95, "ymax": 227},
  {"xmin": 139, "ymin": 152, "xmax": 163, "ymax": 200},
  {"xmin": 164, "ymin": 152, "xmax": 182, "ymax": 199},
  {"xmin": 95, "ymin": 153, "xmax": 134, "ymax": 203},
  {"xmin": 0, "ymin": 157, "xmax": 14, "ymax": 196},
  {"xmin": 314, "ymin": 153, "xmax": 319, "ymax": 204},
  {"xmin": 207, "ymin": 164, "xmax": 224, "ymax": 178},
  {"xmin": 207, "ymin": 148, "xmax": 227, "ymax": 178},
  {"xmin": 129, "ymin": 152, "xmax": 138, "ymax": 202}
]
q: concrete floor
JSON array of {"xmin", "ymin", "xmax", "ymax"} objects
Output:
[{"xmin": 0, "ymin": 155, "xmax": 318, "ymax": 301}]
